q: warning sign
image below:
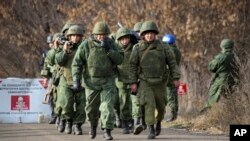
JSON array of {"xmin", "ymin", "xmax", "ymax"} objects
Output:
[
  {"xmin": 11, "ymin": 95, "xmax": 30, "ymax": 110},
  {"xmin": 0, "ymin": 78, "xmax": 50, "ymax": 123}
]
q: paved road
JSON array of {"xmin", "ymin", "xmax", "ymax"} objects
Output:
[{"xmin": 0, "ymin": 123, "xmax": 229, "ymax": 141}]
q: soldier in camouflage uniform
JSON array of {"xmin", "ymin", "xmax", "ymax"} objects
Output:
[
  {"xmin": 55, "ymin": 25, "xmax": 86, "ymax": 135},
  {"xmin": 129, "ymin": 20, "xmax": 180, "ymax": 139},
  {"xmin": 48, "ymin": 33, "xmax": 62, "ymax": 127},
  {"xmin": 132, "ymin": 21, "xmax": 147, "ymax": 130},
  {"xmin": 49, "ymin": 22, "xmax": 74, "ymax": 129},
  {"xmin": 71, "ymin": 21, "xmax": 124, "ymax": 140},
  {"xmin": 205, "ymin": 39, "xmax": 239, "ymax": 109},
  {"xmin": 115, "ymin": 27, "xmax": 143, "ymax": 135},
  {"xmin": 162, "ymin": 34, "xmax": 181, "ymax": 122},
  {"xmin": 108, "ymin": 32, "xmax": 122, "ymax": 129},
  {"xmin": 40, "ymin": 34, "xmax": 57, "ymax": 124},
  {"xmin": 133, "ymin": 21, "xmax": 143, "ymax": 40},
  {"xmin": 53, "ymin": 22, "xmax": 76, "ymax": 126}
]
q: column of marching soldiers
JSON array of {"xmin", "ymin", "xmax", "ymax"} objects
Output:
[{"xmin": 40, "ymin": 20, "xmax": 240, "ymax": 140}]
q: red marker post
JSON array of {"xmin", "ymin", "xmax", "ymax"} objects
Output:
[{"xmin": 177, "ymin": 82, "xmax": 187, "ymax": 96}]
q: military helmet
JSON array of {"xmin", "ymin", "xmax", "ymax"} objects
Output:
[
  {"xmin": 92, "ymin": 21, "xmax": 110, "ymax": 34},
  {"xmin": 140, "ymin": 20, "xmax": 159, "ymax": 35},
  {"xmin": 220, "ymin": 39, "xmax": 234, "ymax": 49},
  {"xmin": 133, "ymin": 21, "xmax": 143, "ymax": 32},
  {"xmin": 46, "ymin": 35, "xmax": 53, "ymax": 44},
  {"xmin": 52, "ymin": 32, "xmax": 61, "ymax": 41},
  {"xmin": 116, "ymin": 27, "xmax": 131, "ymax": 40},
  {"xmin": 61, "ymin": 22, "xmax": 75, "ymax": 34},
  {"xmin": 66, "ymin": 25, "xmax": 84, "ymax": 36},
  {"xmin": 162, "ymin": 34, "xmax": 175, "ymax": 45}
]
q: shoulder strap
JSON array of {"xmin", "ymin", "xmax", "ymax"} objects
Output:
[
  {"xmin": 159, "ymin": 41, "xmax": 167, "ymax": 63},
  {"xmin": 138, "ymin": 43, "xmax": 154, "ymax": 74}
]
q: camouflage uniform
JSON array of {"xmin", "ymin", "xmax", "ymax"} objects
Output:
[
  {"xmin": 133, "ymin": 21, "xmax": 148, "ymax": 130},
  {"xmin": 108, "ymin": 32, "xmax": 122, "ymax": 129},
  {"xmin": 129, "ymin": 21, "xmax": 180, "ymax": 139},
  {"xmin": 133, "ymin": 21, "xmax": 143, "ymax": 40},
  {"xmin": 115, "ymin": 27, "xmax": 143, "ymax": 134},
  {"xmin": 45, "ymin": 33, "xmax": 62, "ymax": 119},
  {"xmin": 165, "ymin": 44, "xmax": 181, "ymax": 122},
  {"xmin": 205, "ymin": 39, "xmax": 239, "ymax": 108},
  {"xmin": 40, "ymin": 34, "xmax": 57, "ymax": 124},
  {"xmin": 55, "ymin": 25, "xmax": 86, "ymax": 135},
  {"xmin": 53, "ymin": 22, "xmax": 75, "ymax": 127},
  {"xmin": 71, "ymin": 21, "xmax": 124, "ymax": 140}
]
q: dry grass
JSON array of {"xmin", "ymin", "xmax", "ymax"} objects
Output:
[{"xmin": 172, "ymin": 50, "xmax": 250, "ymax": 134}]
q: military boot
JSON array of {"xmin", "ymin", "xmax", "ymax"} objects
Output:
[
  {"xmin": 148, "ymin": 125, "xmax": 155, "ymax": 139},
  {"xmin": 128, "ymin": 119, "xmax": 134, "ymax": 130},
  {"xmin": 155, "ymin": 121, "xmax": 161, "ymax": 136},
  {"xmin": 173, "ymin": 111, "xmax": 177, "ymax": 120},
  {"xmin": 65, "ymin": 120, "xmax": 73, "ymax": 134},
  {"xmin": 73, "ymin": 123, "xmax": 82, "ymax": 135},
  {"xmin": 114, "ymin": 112, "xmax": 121, "ymax": 128},
  {"xmin": 89, "ymin": 125, "xmax": 97, "ymax": 139},
  {"xmin": 55, "ymin": 116, "xmax": 60, "ymax": 128},
  {"xmin": 122, "ymin": 120, "xmax": 130, "ymax": 134},
  {"xmin": 141, "ymin": 116, "xmax": 147, "ymax": 130},
  {"xmin": 103, "ymin": 129, "xmax": 113, "ymax": 140},
  {"xmin": 166, "ymin": 111, "xmax": 177, "ymax": 122},
  {"xmin": 133, "ymin": 118, "xmax": 143, "ymax": 135},
  {"xmin": 58, "ymin": 119, "xmax": 66, "ymax": 133},
  {"xmin": 49, "ymin": 116, "xmax": 57, "ymax": 124},
  {"xmin": 141, "ymin": 106, "xmax": 147, "ymax": 130}
]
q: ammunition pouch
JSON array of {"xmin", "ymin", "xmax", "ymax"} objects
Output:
[
  {"xmin": 52, "ymin": 67, "xmax": 63, "ymax": 86},
  {"xmin": 52, "ymin": 73, "xmax": 60, "ymax": 86},
  {"xmin": 40, "ymin": 69, "xmax": 52, "ymax": 78},
  {"xmin": 42, "ymin": 86, "xmax": 55, "ymax": 104}
]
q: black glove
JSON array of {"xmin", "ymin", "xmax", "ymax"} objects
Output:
[
  {"xmin": 100, "ymin": 40, "xmax": 110, "ymax": 51},
  {"xmin": 72, "ymin": 79, "xmax": 83, "ymax": 93}
]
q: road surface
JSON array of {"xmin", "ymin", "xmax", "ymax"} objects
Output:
[{"xmin": 0, "ymin": 123, "xmax": 229, "ymax": 141}]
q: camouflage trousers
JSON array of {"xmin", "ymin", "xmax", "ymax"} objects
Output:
[
  {"xmin": 138, "ymin": 80, "xmax": 166, "ymax": 126},
  {"xmin": 205, "ymin": 77, "xmax": 235, "ymax": 108},
  {"xmin": 57, "ymin": 82, "xmax": 86, "ymax": 124},
  {"xmin": 85, "ymin": 85, "xmax": 117, "ymax": 129},
  {"xmin": 116, "ymin": 80, "xmax": 141, "ymax": 120},
  {"xmin": 165, "ymin": 83, "xmax": 178, "ymax": 113}
]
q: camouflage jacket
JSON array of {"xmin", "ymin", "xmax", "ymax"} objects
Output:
[
  {"xmin": 129, "ymin": 39, "xmax": 180, "ymax": 84},
  {"xmin": 208, "ymin": 50, "xmax": 239, "ymax": 84},
  {"xmin": 72, "ymin": 36, "xmax": 124, "ymax": 89}
]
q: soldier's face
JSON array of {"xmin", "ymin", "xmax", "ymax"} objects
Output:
[
  {"xmin": 70, "ymin": 35, "xmax": 81, "ymax": 43},
  {"xmin": 144, "ymin": 32, "xmax": 156, "ymax": 42},
  {"xmin": 119, "ymin": 36, "xmax": 130, "ymax": 46},
  {"xmin": 95, "ymin": 34, "xmax": 107, "ymax": 41},
  {"xmin": 49, "ymin": 43, "xmax": 53, "ymax": 48}
]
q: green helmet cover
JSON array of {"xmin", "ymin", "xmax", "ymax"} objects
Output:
[
  {"xmin": 220, "ymin": 39, "xmax": 234, "ymax": 49},
  {"xmin": 116, "ymin": 27, "xmax": 131, "ymax": 40},
  {"xmin": 66, "ymin": 25, "xmax": 84, "ymax": 36},
  {"xmin": 133, "ymin": 21, "xmax": 143, "ymax": 32},
  {"xmin": 140, "ymin": 20, "xmax": 159, "ymax": 35},
  {"xmin": 61, "ymin": 22, "xmax": 75, "ymax": 34},
  {"xmin": 52, "ymin": 32, "xmax": 61, "ymax": 41},
  {"xmin": 92, "ymin": 21, "xmax": 110, "ymax": 34}
]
